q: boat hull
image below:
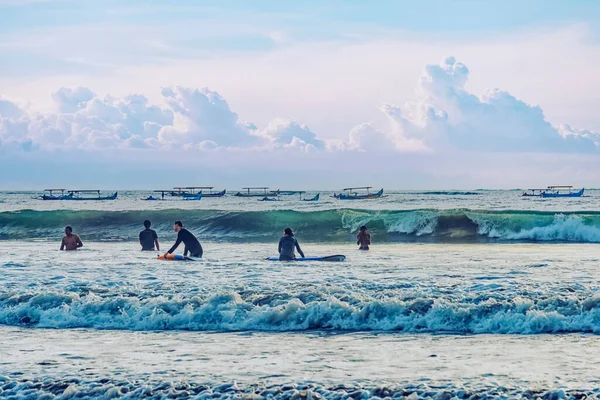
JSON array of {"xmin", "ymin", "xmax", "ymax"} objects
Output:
[
  {"xmin": 335, "ymin": 189, "xmax": 384, "ymax": 200},
  {"xmin": 303, "ymin": 194, "xmax": 320, "ymax": 202},
  {"xmin": 235, "ymin": 193, "xmax": 269, "ymax": 197},
  {"xmin": 65, "ymin": 192, "xmax": 118, "ymax": 201},
  {"xmin": 202, "ymin": 190, "xmax": 226, "ymax": 198},
  {"xmin": 541, "ymin": 189, "xmax": 584, "ymax": 198}
]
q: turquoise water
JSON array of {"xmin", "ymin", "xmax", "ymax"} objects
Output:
[{"xmin": 1, "ymin": 190, "xmax": 599, "ymax": 398}]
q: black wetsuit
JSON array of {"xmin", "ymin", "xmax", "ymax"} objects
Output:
[
  {"xmin": 278, "ymin": 236, "xmax": 304, "ymax": 261},
  {"xmin": 139, "ymin": 228, "xmax": 158, "ymax": 251},
  {"xmin": 167, "ymin": 228, "xmax": 203, "ymax": 257}
]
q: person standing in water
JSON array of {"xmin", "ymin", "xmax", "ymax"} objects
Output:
[
  {"xmin": 163, "ymin": 221, "xmax": 203, "ymax": 258},
  {"xmin": 278, "ymin": 227, "xmax": 305, "ymax": 261},
  {"xmin": 60, "ymin": 226, "xmax": 83, "ymax": 250},
  {"xmin": 139, "ymin": 220, "xmax": 160, "ymax": 251},
  {"xmin": 357, "ymin": 225, "xmax": 371, "ymax": 250}
]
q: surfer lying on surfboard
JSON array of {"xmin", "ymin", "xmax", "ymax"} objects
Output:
[{"xmin": 278, "ymin": 227, "xmax": 305, "ymax": 261}]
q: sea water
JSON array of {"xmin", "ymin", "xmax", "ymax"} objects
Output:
[{"xmin": 1, "ymin": 190, "xmax": 600, "ymax": 399}]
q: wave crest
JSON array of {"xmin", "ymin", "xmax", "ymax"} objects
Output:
[{"xmin": 1, "ymin": 208, "xmax": 600, "ymax": 243}]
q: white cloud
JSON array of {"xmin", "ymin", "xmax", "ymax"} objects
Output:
[
  {"xmin": 1, "ymin": 57, "xmax": 599, "ymax": 158},
  {"xmin": 258, "ymin": 118, "xmax": 325, "ymax": 150},
  {"xmin": 372, "ymin": 57, "xmax": 600, "ymax": 154},
  {"xmin": 157, "ymin": 86, "xmax": 260, "ymax": 148}
]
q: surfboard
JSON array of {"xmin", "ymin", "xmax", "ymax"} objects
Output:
[
  {"xmin": 157, "ymin": 254, "xmax": 201, "ymax": 261},
  {"xmin": 265, "ymin": 255, "xmax": 346, "ymax": 262}
]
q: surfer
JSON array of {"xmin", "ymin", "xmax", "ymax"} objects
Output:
[
  {"xmin": 139, "ymin": 220, "xmax": 159, "ymax": 251},
  {"xmin": 278, "ymin": 227, "xmax": 305, "ymax": 261},
  {"xmin": 163, "ymin": 221, "xmax": 203, "ymax": 258},
  {"xmin": 357, "ymin": 225, "xmax": 371, "ymax": 250},
  {"xmin": 60, "ymin": 226, "xmax": 83, "ymax": 251}
]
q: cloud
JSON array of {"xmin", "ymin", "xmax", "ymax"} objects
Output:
[
  {"xmin": 258, "ymin": 118, "xmax": 325, "ymax": 150},
  {"xmin": 157, "ymin": 86, "xmax": 260, "ymax": 148},
  {"xmin": 375, "ymin": 57, "xmax": 600, "ymax": 154},
  {"xmin": 52, "ymin": 86, "xmax": 95, "ymax": 113},
  {"xmin": 1, "ymin": 57, "xmax": 599, "ymax": 156}
]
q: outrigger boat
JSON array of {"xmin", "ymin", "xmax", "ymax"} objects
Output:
[
  {"xmin": 541, "ymin": 186, "xmax": 584, "ymax": 198},
  {"xmin": 65, "ymin": 190, "xmax": 117, "ymax": 201},
  {"xmin": 258, "ymin": 197, "xmax": 279, "ymax": 202},
  {"xmin": 41, "ymin": 189, "xmax": 117, "ymax": 201},
  {"xmin": 235, "ymin": 187, "xmax": 272, "ymax": 197},
  {"xmin": 333, "ymin": 187, "xmax": 384, "ymax": 200},
  {"xmin": 183, "ymin": 187, "xmax": 226, "ymax": 198},
  {"xmin": 522, "ymin": 186, "xmax": 584, "ymax": 198}
]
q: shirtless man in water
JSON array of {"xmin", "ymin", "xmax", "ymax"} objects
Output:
[{"xmin": 60, "ymin": 226, "xmax": 83, "ymax": 250}]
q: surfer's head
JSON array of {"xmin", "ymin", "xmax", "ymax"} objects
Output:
[
  {"xmin": 360, "ymin": 225, "xmax": 368, "ymax": 232},
  {"xmin": 65, "ymin": 226, "xmax": 72, "ymax": 235},
  {"xmin": 174, "ymin": 221, "xmax": 183, "ymax": 232},
  {"xmin": 284, "ymin": 227, "xmax": 294, "ymax": 237},
  {"xmin": 144, "ymin": 220, "xmax": 151, "ymax": 229}
]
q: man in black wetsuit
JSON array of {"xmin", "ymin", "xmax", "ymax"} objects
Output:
[
  {"xmin": 163, "ymin": 221, "xmax": 203, "ymax": 258},
  {"xmin": 139, "ymin": 220, "xmax": 159, "ymax": 251}
]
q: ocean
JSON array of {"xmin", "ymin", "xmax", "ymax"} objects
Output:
[{"xmin": 1, "ymin": 189, "xmax": 600, "ymax": 399}]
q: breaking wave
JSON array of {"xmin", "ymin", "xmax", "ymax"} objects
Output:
[
  {"xmin": 3, "ymin": 288, "xmax": 600, "ymax": 334},
  {"xmin": 1, "ymin": 208, "xmax": 600, "ymax": 243}
]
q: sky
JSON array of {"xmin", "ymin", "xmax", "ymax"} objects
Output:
[{"xmin": 1, "ymin": 0, "xmax": 600, "ymax": 189}]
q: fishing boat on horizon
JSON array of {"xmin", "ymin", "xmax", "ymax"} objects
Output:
[
  {"xmin": 42, "ymin": 189, "xmax": 118, "ymax": 201},
  {"xmin": 333, "ymin": 187, "xmax": 385, "ymax": 200},
  {"xmin": 522, "ymin": 186, "xmax": 584, "ymax": 198},
  {"xmin": 234, "ymin": 187, "xmax": 273, "ymax": 197},
  {"xmin": 184, "ymin": 187, "xmax": 226, "ymax": 198},
  {"xmin": 541, "ymin": 186, "xmax": 584, "ymax": 198}
]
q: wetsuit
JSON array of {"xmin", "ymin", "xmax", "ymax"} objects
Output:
[
  {"xmin": 139, "ymin": 228, "xmax": 158, "ymax": 251},
  {"xmin": 278, "ymin": 236, "xmax": 305, "ymax": 261},
  {"xmin": 167, "ymin": 228, "xmax": 203, "ymax": 257}
]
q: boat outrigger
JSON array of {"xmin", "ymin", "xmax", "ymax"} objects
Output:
[
  {"xmin": 183, "ymin": 187, "xmax": 226, "ymax": 198},
  {"xmin": 66, "ymin": 190, "xmax": 118, "ymax": 201},
  {"xmin": 235, "ymin": 187, "xmax": 272, "ymax": 197},
  {"xmin": 333, "ymin": 187, "xmax": 384, "ymax": 200},
  {"xmin": 270, "ymin": 190, "xmax": 305, "ymax": 196},
  {"xmin": 522, "ymin": 186, "xmax": 584, "ymax": 198},
  {"xmin": 41, "ymin": 189, "xmax": 71, "ymax": 200},
  {"xmin": 42, "ymin": 190, "xmax": 118, "ymax": 201},
  {"xmin": 522, "ymin": 188, "xmax": 546, "ymax": 197}
]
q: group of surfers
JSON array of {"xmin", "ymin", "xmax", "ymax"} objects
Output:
[{"xmin": 60, "ymin": 221, "xmax": 372, "ymax": 260}]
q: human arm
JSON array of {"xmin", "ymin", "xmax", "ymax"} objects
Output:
[
  {"xmin": 153, "ymin": 231, "xmax": 160, "ymax": 251},
  {"xmin": 75, "ymin": 235, "xmax": 83, "ymax": 248},
  {"xmin": 164, "ymin": 232, "xmax": 182, "ymax": 256},
  {"xmin": 139, "ymin": 232, "xmax": 144, "ymax": 249},
  {"xmin": 366, "ymin": 233, "xmax": 371, "ymax": 245},
  {"xmin": 183, "ymin": 246, "xmax": 188, "ymax": 256},
  {"xmin": 278, "ymin": 238, "xmax": 283, "ymax": 254},
  {"xmin": 60, "ymin": 237, "xmax": 65, "ymax": 251},
  {"xmin": 357, "ymin": 233, "xmax": 361, "ymax": 245},
  {"xmin": 295, "ymin": 239, "xmax": 305, "ymax": 258}
]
